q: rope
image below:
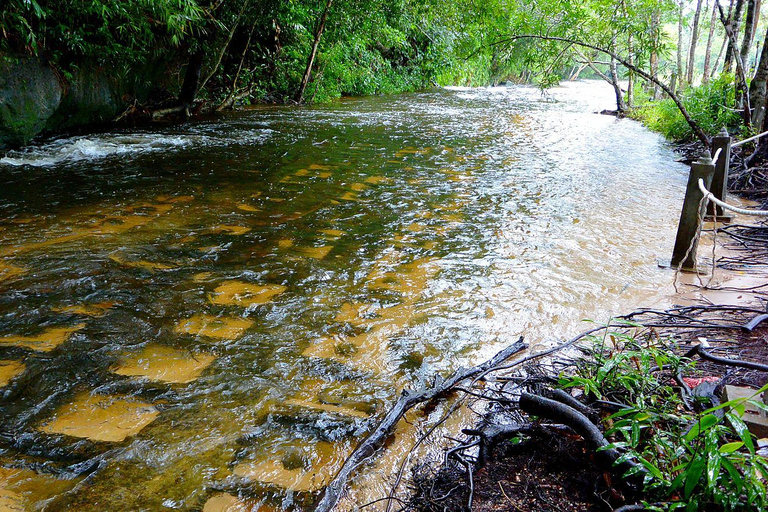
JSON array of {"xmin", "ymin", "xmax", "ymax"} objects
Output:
[
  {"xmin": 711, "ymin": 148, "xmax": 722, "ymax": 166},
  {"xmin": 698, "ymin": 178, "xmax": 768, "ymax": 216},
  {"xmin": 731, "ymin": 128, "xmax": 768, "ymax": 148}
]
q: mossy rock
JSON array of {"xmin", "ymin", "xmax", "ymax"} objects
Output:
[{"xmin": 0, "ymin": 54, "xmax": 62, "ymax": 149}]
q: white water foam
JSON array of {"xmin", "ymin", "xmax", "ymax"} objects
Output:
[{"xmin": 0, "ymin": 134, "xmax": 198, "ymax": 167}]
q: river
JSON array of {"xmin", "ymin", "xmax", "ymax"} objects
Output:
[{"xmin": 0, "ymin": 81, "xmax": 687, "ymax": 511}]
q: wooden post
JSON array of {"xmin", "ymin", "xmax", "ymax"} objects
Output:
[
  {"xmin": 671, "ymin": 151, "xmax": 716, "ymax": 271},
  {"xmin": 705, "ymin": 127, "xmax": 733, "ymax": 221}
]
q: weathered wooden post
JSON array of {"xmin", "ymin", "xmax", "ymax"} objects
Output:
[
  {"xmin": 705, "ymin": 127, "xmax": 733, "ymax": 222},
  {"xmin": 671, "ymin": 151, "xmax": 716, "ymax": 271}
]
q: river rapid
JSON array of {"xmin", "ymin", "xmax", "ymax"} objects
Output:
[{"xmin": 0, "ymin": 81, "xmax": 687, "ymax": 511}]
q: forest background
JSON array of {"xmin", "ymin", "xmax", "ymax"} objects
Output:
[{"xmin": 2, "ymin": 0, "xmax": 768, "ymax": 146}]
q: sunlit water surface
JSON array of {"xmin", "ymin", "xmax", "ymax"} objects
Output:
[{"xmin": 0, "ymin": 81, "xmax": 686, "ymax": 510}]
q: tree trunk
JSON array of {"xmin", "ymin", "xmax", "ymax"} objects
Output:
[
  {"xmin": 749, "ymin": 26, "xmax": 768, "ymax": 127},
  {"xmin": 702, "ymin": 1, "xmax": 719, "ymax": 82},
  {"xmin": 609, "ymin": 35, "xmax": 627, "ymax": 112},
  {"xmin": 650, "ymin": 9, "xmax": 661, "ymax": 98},
  {"xmin": 295, "ymin": 0, "xmax": 333, "ymax": 104},
  {"xmin": 687, "ymin": 0, "xmax": 705, "ymax": 83},
  {"xmin": 178, "ymin": 49, "xmax": 205, "ymax": 110},
  {"xmin": 723, "ymin": 0, "xmax": 745, "ymax": 73},
  {"xmin": 677, "ymin": 0, "xmax": 686, "ymax": 88},
  {"xmin": 627, "ymin": 33, "xmax": 634, "ymax": 107},
  {"xmin": 740, "ymin": 0, "xmax": 757, "ymax": 73},
  {"xmin": 199, "ymin": 0, "xmax": 250, "ymax": 94},
  {"xmin": 717, "ymin": 0, "xmax": 752, "ymax": 126}
]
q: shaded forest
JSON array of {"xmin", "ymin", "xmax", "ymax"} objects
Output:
[{"xmin": 3, "ymin": 0, "xmax": 768, "ymax": 144}]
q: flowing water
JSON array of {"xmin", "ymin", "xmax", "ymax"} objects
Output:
[{"xmin": 0, "ymin": 81, "xmax": 687, "ymax": 511}]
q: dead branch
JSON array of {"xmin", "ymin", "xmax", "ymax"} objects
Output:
[{"xmin": 313, "ymin": 338, "xmax": 527, "ymax": 512}]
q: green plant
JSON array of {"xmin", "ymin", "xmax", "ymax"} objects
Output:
[
  {"xmin": 633, "ymin": 75, "xmax": 742, "ymax": 141},
  {"xmin": 559, "ymin": 330, "xmax": 768, "ymax": 510}
]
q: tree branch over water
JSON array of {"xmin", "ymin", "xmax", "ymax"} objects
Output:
[{"xmin": 485, "ymin": 34, "xmax": 711, "ymax": 147}]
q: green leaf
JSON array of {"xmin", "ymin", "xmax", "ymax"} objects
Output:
[
  {"xmin": 725, "ymin": 412, "xmax": 755, "ymax": 455},
  {"xmin": 707, "ymin": 451, "xmax": 721, "ymax": 486},
  {"xmin": 684, "ymin": 414, "xmax": 720, "ymax": 443},
  {"xmin": 684, "ymin": 455, "xmax": 705, "ymax": 500},
  {"xmin": 719, "ymin": 441, "xmax": 744, "ymax": 454},
  {"xmin": 638, "ymin": 457, "xmax": 663, "ymax": 479},
  {"xmin": 720, "ymin": 458, "xmax": 743, "ymax": 493}
]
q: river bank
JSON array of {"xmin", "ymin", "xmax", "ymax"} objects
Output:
[{"xmin": 395, "ymin": 163, "xmax": 768, "ymax": 511}]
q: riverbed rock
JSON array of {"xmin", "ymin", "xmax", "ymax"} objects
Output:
[
  {"xmin": 44, "ymin": 65, "xmax": 122, "ymax": 131},
  {"xmin": 0, "ymin": 52, "xmax": 176, "ymax": 150}
]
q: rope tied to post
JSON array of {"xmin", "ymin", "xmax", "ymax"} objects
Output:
[{"xmin": 698, "ymin": 178, "xmax": 768, "ymax": 217}]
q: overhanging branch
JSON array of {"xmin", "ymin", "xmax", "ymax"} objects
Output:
[{"xmin": 486, "ymin": 34, "xmax": 711, "ymax": 147}]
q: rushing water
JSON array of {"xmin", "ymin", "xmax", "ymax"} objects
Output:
[{"xmin": 0, "ymin": 81, "xmax": 687, "ymax": 511}]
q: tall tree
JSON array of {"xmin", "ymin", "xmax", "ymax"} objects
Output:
[
  {"xmin": 739, "ymin": 0, "xmax": 759, "ymax": 72},
  {"xmin": 749, "ymin": 26, "xmax": 768, "ymax": 127},
  {"xmin": 687, "ymin": 0, "xmax": 705, "ymax": 83},
  {"xmin": 295, "ymin": 0, "xmax": 333, "ymax": 103},
  {"xmin": 702, "ymin": 0, "xmax": 719, "ymax": 82},
  {"xmin": 649, "ymin": 7, "xmax": 661, "ymax": 98},
  {"xmin": 723, "ymin": 0, "xmax": 745, "ymax": 73},
  {"xmin": 676, "ymin": 0, "xmax": 685, "ymax": 91}
]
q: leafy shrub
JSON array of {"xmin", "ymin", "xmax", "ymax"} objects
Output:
[
  {"xmin": 634, "ymin": 75, "xmax": 742, "ymax": 141},
  {"xmin": 559, "ymin": 331, "xmax": 768, "ymax": 510}
]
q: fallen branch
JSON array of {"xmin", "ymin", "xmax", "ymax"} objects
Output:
[{"xmin": 313, "ymin": 338, "xmax": 527, "ymax": 512}]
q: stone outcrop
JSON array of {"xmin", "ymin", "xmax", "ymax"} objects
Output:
[
  {"xmin": 0, "ymin": 55, "xmax": 63, "ymax": 149},
  {"xmin": 0, "ymin": 53, "xmax": 167, "ymax": 150}
]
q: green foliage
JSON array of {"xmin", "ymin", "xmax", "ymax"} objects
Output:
[
  {"xmin": 634, "ymin": 75, "xmax": 742, "ymax": 141},
  {"xmin": 558, "ymin": 332, "xmax": 768, "ymax": 510},
  {"xmin": 1, "ymin": 0, "xmax": 205, "ymax": 66}
]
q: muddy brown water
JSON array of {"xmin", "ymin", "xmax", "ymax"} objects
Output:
[{"xmin": 0, "ymin": 81, "xmax": 687, "ymax": 510}]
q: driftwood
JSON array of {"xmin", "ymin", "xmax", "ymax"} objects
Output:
[
  {"xmin": 519, "ymin": 392, "xmax": 645, "ymax": 487},
  {"xmin": 313, "ymin": 338, "xmax": 527, "ymax": 512}
]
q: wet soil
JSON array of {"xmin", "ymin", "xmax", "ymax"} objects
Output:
[{"xmin": 412, "ymin": 429, "xmax": 618, "ymax": 511}]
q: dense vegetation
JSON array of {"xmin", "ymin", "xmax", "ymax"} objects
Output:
[
  {"xmin": 559, "ymin": 330, "xmax": 768, "ymax": 511},
  {"xmin": 3, "ymin": 0, "xmax": 768, "ymax": 145}
]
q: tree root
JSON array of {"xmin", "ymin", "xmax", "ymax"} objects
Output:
[
  {"xmin": 685, "ymin": 343, "xmax": 768, "ymax": 372},
  {"xmin": 519, "ymin": 392, "xmax": 646, "ymax": 489}
]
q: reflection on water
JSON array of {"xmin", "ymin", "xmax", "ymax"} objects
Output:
[{"xmin": 0, "ymin": 81, "xmax": 686, "ymax": 510}]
